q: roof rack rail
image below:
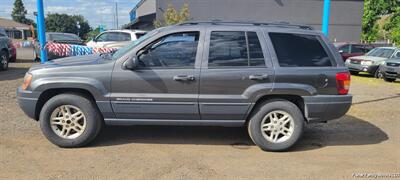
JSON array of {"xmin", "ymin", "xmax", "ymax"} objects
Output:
[{"xmin": 178, "ymin": 20, "xmax": 314, "ymax": 30}]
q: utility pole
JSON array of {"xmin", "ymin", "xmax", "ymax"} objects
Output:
[{"xmin": 115, "ymin": 2, "xmax": 119, "ymax": 29}]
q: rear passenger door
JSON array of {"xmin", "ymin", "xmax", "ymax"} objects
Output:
[{"xmin": 199, "ymin": 27, "xmax": 274, "ymax": 121}]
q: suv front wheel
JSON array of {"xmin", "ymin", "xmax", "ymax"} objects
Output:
[
  {"xmin": 39, "ymin": 94, "xmax": 103, "ymax": 147},
  {"xmin": 0, "ymin": 50, "xmax": 8, "ymax": 71},
  {"xmin": 248, "ymin": 100, "xmax": 304, "ymax": 151}
]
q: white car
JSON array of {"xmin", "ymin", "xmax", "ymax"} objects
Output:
[{"xmin": 86, "ymin": 30, "xmax": 147, "ymax": 49}]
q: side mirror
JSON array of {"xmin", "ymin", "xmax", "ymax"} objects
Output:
[
  {"xmin": 338, "ymin": 50, "xmax": 344, "ymax": 54},
  {"xmin": 123, "ymin": 56, "xmax": 139, "ymax": 70}
]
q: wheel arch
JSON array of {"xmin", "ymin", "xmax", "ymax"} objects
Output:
[
  {"xmin": 34, "ymin": 88, "xmax": 98, "ymax": 121},
  {"xmin": 245, "ymin": 94, "xmax": 305, "ymax": 124}
]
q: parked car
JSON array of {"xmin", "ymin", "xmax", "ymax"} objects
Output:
[
  {"xmin": 334, "ymin": 42, "xmax": 373, "ymax": 61},
  {"xmin": 0, "ymin": 27, "xmax": 12, "ymax": 71},
  {"xmin": 34, "ymin": 32, "xmax": 85, "ymax": 61},
  {"xmin": 9, "ymin": 41, "xmax": 16, "ymax": 62},
  {"xmin": 380, "ymin": 58, "xmax": 400, "ymax": 82},
  {"xmin": 86, "ymin": 29, "xmax": 147, "ymax": 49},
  {"xmin": 345, "ymin": 47, "xmax": 400, "ymax": 76},
  {"xmin": 17, "ymin": 21, "xmax": 352, "ymax": 151}
]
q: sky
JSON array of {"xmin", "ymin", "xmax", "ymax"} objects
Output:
[{"xmin": 0, "ymin": 0, "xmax": 141, "ymax": 29}]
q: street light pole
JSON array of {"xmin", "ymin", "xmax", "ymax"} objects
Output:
[
  {"xmin": 36, "ymin": 0, "xmax": 47, "ymax": 63},
  {"xmin": 322, "ymin": 0, "xmax": 331, "ymax": 36}
]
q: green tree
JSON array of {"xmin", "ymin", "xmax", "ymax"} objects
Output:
[
  {"xmin": 384, "ymin": 6, "xmax": 400, "ymax": 46},
  {"xmin": 11, "ymin": 0, "xmax": 35, "ymax": 25},
  {"xmin": 86, "ymin": 27, "xmax": 101, "ymax": 42},
  {"xmin": 153, "ymin": 3, "xmax": 190, "ymax": 28},
  {"xmin": 45, "ymin": 13, "xmax": 92, "ymax": 40},
  {"xmin": 362, "ymin": 0, "xmax": 400, "ymax": 43}
]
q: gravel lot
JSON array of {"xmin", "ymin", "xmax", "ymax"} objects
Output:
[{"xmin": 1, "ymin": 48, "xmax": 399, "ymax": 179}]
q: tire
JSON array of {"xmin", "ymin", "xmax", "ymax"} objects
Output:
[
  {"xmin": 374, "ymin": 67, "xmax": 383, "ymax": 79},
  {"xmin": 39, "ymin": 94, "xmax": 103, "ymax": 148},
  {"xmin": 349, "ymin": 71, "xmax": 359, "ymax": 75},
  {"xmin": 9, "ymin": 56, "xmax": 16, "ymax": 62},
  {"xmin": 383, "ymin": 77, "xmax": 396, "ymax": 82},
  {"xmin": 0, "ymin": 50, "xmax": 9, "ymax": 71},
  {"xmin": 248, "ymin": 100, "xmax": 304, "ymax": 152}
]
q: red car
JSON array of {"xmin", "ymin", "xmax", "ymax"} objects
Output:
[
  {"xmin": 334, "ymin": 42, "xmax": 373, "ymax": 61},
  {"xmin": 9, "ymin": 40, "xmax": 16, "ymax": 62}
]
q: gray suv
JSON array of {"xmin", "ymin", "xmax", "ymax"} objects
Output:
[{"xmin": 17, "ymin": 22, "xmax": 352, "ymax": 151}]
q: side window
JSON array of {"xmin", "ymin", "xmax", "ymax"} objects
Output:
[
  {"xmin": 96, "ymin": 33, "xmax": 108, "ymax": 42},
  {"xmin": 115, "ymin": 32, "xmax": 131, "ymax": 41},
  {"xmin": 208, "ymin": 31, "xmax": 265, "ymax": 67},
  {"xmin": 247, "ymin": 32, "xmax": 265, "ymax": 66},
  {"xmin": 137, "ymin": 32, "xmax": 199, "ymax": 68},
  {"xmin": 351, "ymin": 45, "xmax": 364, "ymax": 53},
  {"xmin": 269, "ymin": 33, "xmax": 332, "ymax": 67},
  {"xmin": 339, "ymin": 45, "xmax": 350, "ymax": 53}
]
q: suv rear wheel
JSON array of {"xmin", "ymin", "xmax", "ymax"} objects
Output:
[
  {"xmin": 248, "ymin": 100, "xmax": 304, "ymax": 151},
  {"xmin": 0, "ymin": 50, "xmax": 8, "ymax": 71},
  {"xmin": 39, "ymin": 94, "xmax": 103, "ymax": 147}
]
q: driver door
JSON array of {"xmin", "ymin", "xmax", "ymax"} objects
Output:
[{"xmin": 110, "ymin": 31, "xmax": 202, "ymax": 120}]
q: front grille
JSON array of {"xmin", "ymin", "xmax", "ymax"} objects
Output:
[{"xmin": 386, "ymin": 63, "xmax": 400, "ymax": 67}]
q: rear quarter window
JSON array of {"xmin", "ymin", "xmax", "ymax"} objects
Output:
[{"xmin": 269, "ymin": 32, "xmax": 332, "ymax": 67}]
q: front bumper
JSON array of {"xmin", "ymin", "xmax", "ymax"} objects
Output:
[
  {"xmin": 303, "ymin": 95, "xmax": 352, "ymax": 123},
  {"xmin": 381, "ymin": 66, "xmax": 400, "ymax": 79},
  {"xmin": 17, "ymin": 87, "xmax": 40, "ymax": 120},
  {"xmin": 346, "ymin": 63, "xmax": 378, "ymax": 74}
]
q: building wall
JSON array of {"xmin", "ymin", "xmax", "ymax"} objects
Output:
[
  {"xmin": 156, "ymin": 0, "xmax": 364, "ymax": 42},
  {"xmin": 136, "ymin": 0, "xmax": 156, "ymax": 17}
]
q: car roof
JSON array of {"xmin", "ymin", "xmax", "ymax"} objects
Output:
[
  {"xmin": 176, "ymin": 21, "xmax": 314, "ymax": 30},
  {"xmin": 46, "ymin": 32, "xmax": 79, "ymax": 36},
  {"xmin": 374, "ymin": 47, "xmax": 398, "ymax": 50},
  {"xmin": 155, "ymin": 21, "xmax": 319, "ymax": 35},
  {"xmin": 104, "ymin": 29, "xmax": 147, "ymax": 33}
]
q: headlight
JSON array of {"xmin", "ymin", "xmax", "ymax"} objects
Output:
[
  {"xmin": 22, "ymin": 73, "xmax": 32, "ymax": 90},
  {"xmin": 361, "ymin": 61, "xmax": 372, "ymax": 66}
]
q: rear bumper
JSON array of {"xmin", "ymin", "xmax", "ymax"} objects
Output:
[
  {"xmin": 17, "ymin": 87, "xmax": 39, "ymax": 120},
  {"xmin": 302, "ymin": 95, "xmax": 352, "ymax": 123}
]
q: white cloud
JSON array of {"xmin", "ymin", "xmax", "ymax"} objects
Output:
[{"xmin": 1, "ymin": 0, "xmax": 139, "ymax": 29}]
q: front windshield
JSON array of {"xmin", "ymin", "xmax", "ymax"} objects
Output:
[
  {"xmin": 112, "ymin": 29, "xmax": 158, "ymax": 60},
  {"xmin": 366, "ymin": 48, "xmax": 395, "ymax": 58}
]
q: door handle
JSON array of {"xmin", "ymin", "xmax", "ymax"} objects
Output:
[
  {"xmin": 173, "ymin": 75, "xmax": 195, "ymax": 81},
  {"xmin": 249, "ymin": 74, "xmax": 268, "ymax": 80}
]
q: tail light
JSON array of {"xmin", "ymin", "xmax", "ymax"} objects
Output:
[{"xmin": 336, "ymin": 72, "xmax": 351, "ymax": 95}]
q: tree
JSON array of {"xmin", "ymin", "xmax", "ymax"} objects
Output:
[
  {"xmin": 153, "ymin": 3, "xmax": 190, "ymax": 28},
  {"xmin": 361, "ymin": 0, "xmax": 400, "ymax": 43},
  {"xmin": 86, "ymin": 27, "xmax": 101, "ymax": 41},
  {"xmin": 72, "ymin": 15, "xmax": 91, "ymax": 40},
  {"xmin": 11, "ymin": 0, "xmax": 35, "ymax": 25},
  {"xmin": 45, "ymin": 13, "xmax": 92, "ymax": 40},
  {"xmin": 384, "ymin": 6, "xmax": 400, "ymax": 46}
]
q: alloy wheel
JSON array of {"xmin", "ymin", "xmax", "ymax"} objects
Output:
[
  {"xmin": 260, "ymin": 110, "xmax": 295, "ymax": 143},
  {"xmin": 50, "ymin": 105, "xmax": 87, "ymax": 139}
]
